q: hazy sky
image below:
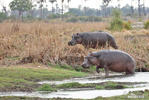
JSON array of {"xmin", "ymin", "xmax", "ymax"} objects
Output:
[{"xmin": 0, "ymin": 0, "xmax": 148, "ymax": 11}]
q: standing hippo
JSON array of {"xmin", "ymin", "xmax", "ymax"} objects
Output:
[
  {"xmin": 82, "ymin": 50, "xmax": 136, "ymax": 76},
  {"xmin": 68, "ymin": 31, "xmax": 118, "ymax": 49}
]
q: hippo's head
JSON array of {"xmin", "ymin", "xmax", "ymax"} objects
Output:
[
  {"xmin": 82, "ymin": 53, "xmax": 100, "ymax": 69},
  {"xmin": 68, "ymin": 33, "xmax": 82, "ymax": 46}
]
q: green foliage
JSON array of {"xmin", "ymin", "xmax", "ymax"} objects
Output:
[
  {"xmin": 66, "ymin": 16, "xmax": 102, "ymax": 22},
  {"xmin": 95, "ymin": 85, "xmax": 104, "ymax": 89},
  {"xmin": 123, "ymin": 21, "xmax": 132, "ymax": 30},
  {"xmin": 104, "ymin": 81, "xmax": 127, "ymax": 89},
  {"xmin": 57, "ymin": 82, "xmax": 82, "ymax": 88},
  {"xmin": 110, "ymin": 9, "xmax": 123, "ymax": 31},
  {"xmin": 0, "ymin": 66, "xmax": 87, "ymax": 91},
  {"xmin": 9, "ymin": 0, "xmax": 32, "ymax": 14},
  {"xmin": 110, "ymin": 9, "xmax": 132, "ymax": 31},
  {"xmin": 37, "ymin": 84, "xmax": 56, "ymax": 91},
  {"xmin": 48, "ymin": 14, "xmax": 60, "ymax": 19},
  {"xmin": 144, "ymin": 20, "xmax": 149, "ymax": 29},
  {"xmin": 0, "ymin": 12, "xmax": 7, "ymax": 22}
]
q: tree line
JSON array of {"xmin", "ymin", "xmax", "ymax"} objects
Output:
[{"xmin": 0, "ymin": 0, "xmax": 148, "ymax": 21}]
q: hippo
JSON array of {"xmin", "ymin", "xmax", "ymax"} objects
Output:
[
  {"xmin": 68, "ymin": 31, "xmax": 118, "ymax": 49},
  {"xmin": 82, "ymin": 50, "xmax": 136, "ymax": 76}
]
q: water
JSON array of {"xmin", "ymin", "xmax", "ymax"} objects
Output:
[
  {"xmin": 0, "ymin": 72, "xmax": 149, "ymax": 99},
  {"xmin": 38, "ymin": 72, "xmax": 149, "ymax": 85}
]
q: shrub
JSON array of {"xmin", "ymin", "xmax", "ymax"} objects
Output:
[
  {"xmin": 110, "ymin": 9, "xmax": 123, "ymax": 31},
  {"xmin": 0, "ymin": 12, "xmax": 7, "ymax": 22},
  {"xmin": 123, "ymin": 21, "xmax": 132, "ymax": 30},
  {"xmin": 66, "ymin": 16, "xmax": 102, "ymax": 22},
  {"xmin": 57, "ymin": 82, "xmax": 82, "ymax": 88},
  {"xmin": 37, "ymin": 84, "xmax": 56, "ymax": 91},
  {"xmin": 48, "ymin": 14, "xmax": 60, "ymax": 19},
  {"xmin": 66, "ymin": 17, "xmax": 78, "ymax": 22},
  {"xmin": 110, "ymin": 18, "xmax": 123, "ymax": 31},
  {"xmin": 110, "ymin": 9, "xmax": 132, "ymax": 31},
  {"xmin": 144, "ymin": 20, "xmax": 149, "ymax": 29}
]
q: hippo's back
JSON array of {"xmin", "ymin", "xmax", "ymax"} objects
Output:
[
  {"xmin": 81, "ymin": 32, "xmax": 109, "ymax": 40},
  {"xmin": 99, "ymin": 50, "xmax": 135, "ymax": 64}
]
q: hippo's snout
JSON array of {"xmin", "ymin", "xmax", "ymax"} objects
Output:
[
  {"xmin": 68, "ymin": 41, "xmax": 73, "ymax": 46},
  {"xmin": 81, "ymin": 64, "xmax": 89, "ymax": 69},
  {"xmin": 68, "ymin": 41, "xmax": 76, "ymax": 46}
]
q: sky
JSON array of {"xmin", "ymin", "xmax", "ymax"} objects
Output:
[{"xmin": 0, "ymin": 0, "xmax": 149, "ymax": 11}]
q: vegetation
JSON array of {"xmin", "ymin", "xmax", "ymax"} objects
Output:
[
  {"xmin": 110, "ymin": 9, "xmax": 132, "ymax": 31},
  {"xmin": 9, "ymin": 0, "xmax": 33, "ymax": 19},
  {"xmin": 37, "ymin": 84, "xmax": 56, "ymax": 92},
  {"xmin": 144, "ymin": 20, "xmax": 149, "ymax": 29},
  {"xmin": 56, "ymin": 81, "xmax": 129, "ymax": 90},
  {"xmin": 66, "ymin": 16, "xmax": 102, "ymax": 22},
  {"xmin": 0, "ymin": 64, "xmax": 87, "ymax": 91},
  {"xmin": 1, "ymin": 89, "xmax": 148, "ymax": 100},
  {"xmin": 0, "ymin": 22, "xmax": 148, "ymax": 69}
]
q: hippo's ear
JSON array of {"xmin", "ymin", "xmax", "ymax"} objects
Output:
[
  {"xmin": 76, "ymin": 33, "xmax": 79, "ymax": 35},
  {"xmin": 90, "ymin": 52, "xmax": 101, "ymax": 57}
]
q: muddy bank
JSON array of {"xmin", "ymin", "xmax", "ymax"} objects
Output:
[{"xmin": 0, "ymin": 72, "xmax": 149, "ymax": 99}]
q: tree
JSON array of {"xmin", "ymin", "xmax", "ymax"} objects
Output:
[
  {"xmin": 37, "ymin": 0, "xmax": 46, "ymax": 19},
  {"xmin": 9, "ymin": 0, "xmax": 32, "ymax": 20},
  {"xmin": 49, "ymin": 0, "xmax": 56, "ymax": 13},
  {"xmin": 61, "ymin": 0, "xmax": 64, "ymax": 15},
  {"xmin": 67, "ymin": 0, "xmax": 71, "ymax": 11},
  {"xmin": 138, "ymin": 0, "xmax": 141, "ymax": 17},
  {"xmin": 131, "ymin": 0, "xmax": 134, "ymax": 16},
  {"xmin": 102, "ymin": 0, "xmax": 111, "ymax": 17}
]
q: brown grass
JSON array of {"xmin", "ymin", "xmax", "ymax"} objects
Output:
[{"xmin": 0, "ymin": 21, "xmax": 148, "ymax": 68}]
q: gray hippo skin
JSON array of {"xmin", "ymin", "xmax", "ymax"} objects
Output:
[
  {"xmin": 82, "ymin": 50, "xmax": 136, "ymax": 76},
  {"xmin": 68, "ymin": 31, "xmax": 118, "ymax": 49}
]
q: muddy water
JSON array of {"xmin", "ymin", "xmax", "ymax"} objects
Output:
[{"xmin": 0, "ymin": 72, "xmax": 149, "ymax": 99}]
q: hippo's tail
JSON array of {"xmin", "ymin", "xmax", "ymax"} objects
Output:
[{"xmin": 107, "ymin": 35, "xmax": 118, "ymax": 49}]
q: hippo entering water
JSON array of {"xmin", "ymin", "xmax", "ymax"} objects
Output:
[
  {"xmin": 82, "ymin": 50, "xmax": 136, "ymax": 76},
  {"xmin": 68, "ymin": 31, "xmax": 118, "ymax": 49}
]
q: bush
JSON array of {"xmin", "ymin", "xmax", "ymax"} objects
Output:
[
  {"xmin": 144, "ymin": 20, "xmax": 149, "ymax": 29},
  {"xmin": 0, "ymin": 12, "xmax": 7, "ymax": 22},
  {"xmin": 110, "ymin": 9, "xmax": 123, "ymax": 31},
  {"xmin": 110, "ymin": 18, "xmax": 123, "ymax": 31},
  {"xmin": 37, "ymin": 84, "xmax": 56, "ymax": 91},
  {"xmin": 123, "ymin": 21, "xmax": 132, "ymax": 30},
  {"xmin": 48, "ymin": 14, "xmax": 60, "ymax": 19},
  {"xmin": 66, "ymin": 16, "xmax": 102, "ymax": 23},
  {"xmin": 110, "ymin": 9, "xmax": 132, "ymax": 31},
  {"xmin": 66, "ymin": 17, "xmax": 78, "ymax": 22}
]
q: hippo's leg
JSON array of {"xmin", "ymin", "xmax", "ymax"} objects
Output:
[
  {"xmin": 96, "ymin": 66, "xmax": 102, "ymax": 73},
  {"xmin": 125, "ymin": 66, "xmax": 135, "ymax": 75},
  {"xmin": 104, "ymin": 66, "xmax": 109, "ymax": 77}
]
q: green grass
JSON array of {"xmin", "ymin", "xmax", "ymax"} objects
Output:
[
  {"xmin": 37, "ymin": 84, "xmax": 56, "ymax": 92},
  {"xmin": 104, "ymin": 81, "xmax": 128, "ymax": 89},
  {"xmin": 0, "ymin": 65, "xmax": 87, "ymax": 91},
  {"xmin": 56, "ymin": 82, "xmax": 83, "ymax": 88},
  {"xmin": 56, "ymin": 81, "xmax": 129, "ymax": 90}
]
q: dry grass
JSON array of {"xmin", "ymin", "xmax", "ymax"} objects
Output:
[{"xmin": 0, "ymin": 21, "xmax": 148, "ymax": 68}]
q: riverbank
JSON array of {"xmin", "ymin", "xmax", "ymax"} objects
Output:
[
  {"xmin": 0, "ymin": 63, "xmax": 87, "ymax": 92},
  {"xmin": 0, "ymin": 89, "xmax": 148, "ymax": 100}
]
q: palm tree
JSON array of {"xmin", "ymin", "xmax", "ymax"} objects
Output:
[
  {"xmin": 67, "ymin": 0, "xmax": 71, "ymax": 11},
  {"xmin": 49, "ymin": 0, "xmax": 56, "ymax": 13},
  {"xmin": 61, "ymin": 0, "xmax": 64, "ymax": 15},
  {"xmin": 117, "ymin": 0, "xmax": 120, "ymax": 8},
  {"xmin": 37, "ymin": 0, "xmax": 46, "ymax": 19},
  {"xmin": 138, "ymin": 0, "xmax": 141, "ymax": 17},
  {"xmin": 84, "ymin": 0, "xmax": 88, "ymax": 15},
  {"xmin": 102, "ymin": 0, "xmax": 111, "ymax": 17},
  {"xmin": 143, "ymin": 0, "xmax": 146, "ymax": 16},
  {"xmin": 131, "ymin": 0, "xmax": 134, "ymax": 16}
]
